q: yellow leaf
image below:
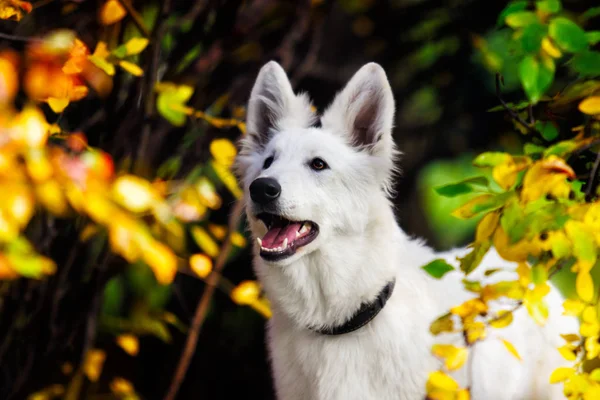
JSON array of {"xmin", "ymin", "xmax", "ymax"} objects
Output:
[
  {"xmin": 585, "ymin": 336, "xmax": 600, "ymax": 360},
  {"xmin": 47, "ymin": 97, "xmax": 69, "ymax": 113},
  {"xmin": 430, "ymin": 313, "xmax": 454, "ymax": 335},
  {"xmin": 579, "ymin": 96, "xmax": 600, "ymax": 115},
  {"xmin": 549, "ymin": 367, "xmax": 575, "ymax": 383},
  {"xmin": 432, "ymin": 344, "xmax": 468, "ymax": 371},
  {"xmin": 116, "ymin": 334, "xmax": 139, "ymax": 356},
  {"xmin": 124, "ymin": 37, "xmax": 149, "ymax": 55},
  {"xmin": 112, "ymin": 175, "xmax": 156, "ymax": 213},
  {"xmin": 426, "ymin": 370, "xmax": 459, "ymax": 391},
  {"xmin": 119, "ymin": 60, "xmax": 144, "ymax": 76},
  {"xmin": 190, "ymin": 226, "xmax": 219, "ymax": 257},
  {"xmin": 465, "ymin": 320, "xmax": 486, "ymax": 344},
  {"xmin": 195, "ymin": 178, "xmax": 222, "ymax": 210},
  {"xmin": 210, "ymin": 138, "xmax": 238, "ymax": 167},
  {"xmin": 13, "ymin": 106, "xmax": 49, "ymax": 147},
  {"xmin": 457, "ymin": 389, "xmax": 470, "ymax": 400},
  {"xmin": 542, "ymin": 37, "xmax": 562, "ymax": 58},
  {"xmin": 577, "ymin": 270, "xmax": 594, "ymax": 302},
  {"xmin": 500, "ymin": 338, "xmax": 522, "ymax": 361},
  {"xmin": 211, "ymin": 160, "xmax": 243, "ymax": 199},
  {"xmin": 490, "ymin": 310, "xmax": 514, "ymax": 328},
  {"xmin": 450, "ymin": 298, "xmax": 487, "ymax": 318},
  {"xmin": 83, "ymin": 349, "xmax": 106, "ymax": 382},
  {"xmin": 231, "ymin": 280, "xmax": 261, "ymax": 305},
  {"xmin": 100, "ymin": 0, "xmax": 127, "ymax": 25},
  {"xmin": 208, "ymin": 224, "xmax": 227, "ymax": 240},
  {"xmin": 492, "ymin": 156, "xmax": 530, "ymax": 190},
  {"xmin": 475, "ymin": 211, "xmax": 499, "ymax": 242},
  {"xmin": 563, "ymin": 299, "xmax": 586, "ymax": 316},
  {"xmin": 524, "ymin": 284, "xmax": 550, "ymax": 325},
  {"xmin": 142, "ymin": 240, "xmax": 177, "ymax": 284},
  {"xmin": 560, "ymin": 334, "xmax": 580, "ymax": 343},
  {"xmin": 189, "ymin": 253, "xmax": 212, "ymax": 278},
  {"xmin": 451, "ymin": 194, "xmax": 495, "ymax": 219},
  {"xmin": 110, "ymin": 377, "xmax": 135, "ymax": 395},
  {"xmin": 231, "ymin": 231, "xmax": 247, "ymax": 247},
  {"xmin": 557, "ymin": 344, "xmax": 577, "ymax": 361},
  {"xmin": 521, "ymin": 156, "xmax": 575, "ymax": 202}
]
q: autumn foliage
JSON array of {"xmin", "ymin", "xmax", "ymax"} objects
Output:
[
  {"xmin": 422, "ymin": 2, "xmax": 600, "ymax": 399},
  {"xmin": 0, "ymin": 0, "xmax": 272, "ymax": 398}
]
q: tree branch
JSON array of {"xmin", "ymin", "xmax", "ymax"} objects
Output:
[
  {"xmin": 163, "ymin": 199, "xmax": 245, "ymax": 400},
  {"xmin": 116, "ymin": 0, "xmax": 151, "ymax": 38},
  {"xmin": 495, "ymin": 74, "xmax": 537, "ymax": 135}
]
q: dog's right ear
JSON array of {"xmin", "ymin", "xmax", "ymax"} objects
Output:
[{"xmin": 244, "ymin": 61, "xmax": 315, "ymax": 151}]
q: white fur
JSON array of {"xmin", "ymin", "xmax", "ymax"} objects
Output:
[{"xmin": 236, "ymin": 61, "xmax": 578, "ymax": 400}]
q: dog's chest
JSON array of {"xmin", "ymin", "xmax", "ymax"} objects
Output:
[{"xmin": 268, "ymin": 312, "xmax": 438, "ymax": 400}]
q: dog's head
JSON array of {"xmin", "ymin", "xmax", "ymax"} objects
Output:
[{"xmin": 236, "ymin": 61, "xmax": 398, "ymax": 266}]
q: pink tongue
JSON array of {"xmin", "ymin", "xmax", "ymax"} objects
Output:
[{"xmin": 261, "ymin": 222, "xmax": 302, "ymax": 249}]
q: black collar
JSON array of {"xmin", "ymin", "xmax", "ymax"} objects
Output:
[{"xmin": 310, "ymin": 280, "xmax": 396, "ymax": 336}]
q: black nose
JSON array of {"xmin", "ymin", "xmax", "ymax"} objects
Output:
[{"xmin": 250, "ymin": 177, "xmax": 281, "ymax": 205}]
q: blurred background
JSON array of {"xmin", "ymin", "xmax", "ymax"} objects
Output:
[{"xmin": 1, "ymin": 0, "xmax": 596, "ymax": 399}]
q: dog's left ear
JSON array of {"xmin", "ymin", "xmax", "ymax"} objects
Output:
[{"xmin": 321, "ymin": 63, "xmax": 395, "ymax": 155}]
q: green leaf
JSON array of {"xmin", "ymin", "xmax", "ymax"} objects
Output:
[
  {"xmin": 111, "ymin": 44, "xmax": 128, "ymax": 59},
  {"xmin": 434, "ymin": 176, "xmax": 489, "ymax": 197},
  {"xmin": 543, "ymin": 139, "xmax": 578, "ymax": 157},
  {"xmin": 422, "ymin": 259, "xmax": 455, "ymax": 279},
  {"xmin": 176, "ymin": 44, "xmax": 203, "ymax": 74},
  {"xmin": 452, "ymin": 192, "xmax": 514, "ymax": 219},
  {"xmin": 505, "ymin": 11, "xmax": 539, "ymax": 28},
  {"xmin": 462, "ymin": 279, "xmax": 482, "ymax": 292},
  {"xmin": 519, "ymin": 55, "xmax": 555, "ymax": 104},
  {"xmin": 473, "ymin": 152, "xmax": 512, "ymax": 167},
  {"xmin": 531, "ymin": 264, "xmax": 548, "ymax": 285},
  {"xmin": 536, "ymin": 0, "xmax": 561, "ymax": 14},
  {"xmin": 572, "ymin": 51, "xmax": 600, "ymax": 77},
  {"xmin": 524, "ymin": 143, "xmax": 546, "ymax": 155},
  {"xmin": 156, "ymin": 84, "xmax": 194, "ymax": 126},
  {"xmin": 88, "ymin": 54, "xmax": 115, "ymax": 76},
  {"xmin": 102, "ymin": 276, "xmax": 125, "ymax": 316},
  {"xmin": 549, "ymin": 17, "xmax": 588, "ymax": 53},
  {"xmin": 582, "ymin": 7, "xmax": 600, "ymax": 20},
  {"xmin": 586, "ymin": 31, "xmax": 600, "ymax": 45},
  {"xmin": 498, "ymin": 1, "xmax": 528, "ymax": 27},
  {"xmin": 521, "ymin": 23, "xmax": 547, "ymax": 53},
  {"xmin": 459, "ymin": 240, "xmax": 492, "ymax": 275},
  {"xmin": 535, "ymin": 120, "xmax": 559, "ymax": 141},
  {"xmin": 487, "ymin": 101, "xmax": 530, "ymax": 112}
]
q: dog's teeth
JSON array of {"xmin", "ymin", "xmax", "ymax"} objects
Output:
[
  {"xmin": 296, "ymin": 230, "xmax": 300, "ymax": 238},
  {"xmin": 282, "ymin": 238, "xmax": 288, "ymax": 249},
  {"xmin": 256, "ymin": 238, "xmax": 262, "ymax": 247},
  {"xmin": 299, "ymin": 223, "xmax": 309, "ymax": 234}
]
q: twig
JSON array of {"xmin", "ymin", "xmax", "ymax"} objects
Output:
[
  {"xmin": 494, "ymin": 74, "xmax": 537, "ymax": 135},
  {"xmin": 586, "ymin": 151, "xmax": 600, "ymax": 198},
  {"xmin": 163, "ymin": 200, "xmax": 245, "ymax": 400},
  {"xmin": 0, "ymin": 32, "xmax": 43, "ymax": 43},
  {"xmin": 180, "ymin": 0, "xmax": 208, "ymax": 24},
  {"xmin": 116, "ymin": 0, "xmax": 151, "ymax": 38},
  {"xmin": 136, "ymin": 0, "xmax": 172, "ymax": 169}
]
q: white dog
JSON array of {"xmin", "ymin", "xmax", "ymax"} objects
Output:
[{"xmin": 236, "ymin": 61, "xmax": 578, "ymax": 400}]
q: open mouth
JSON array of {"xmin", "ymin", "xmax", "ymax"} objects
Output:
[{"xmin": 255, "ymin": 213, "xmax": 319, "ymax": 261}]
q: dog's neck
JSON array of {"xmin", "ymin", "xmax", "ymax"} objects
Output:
[{"xmin": 254, "ymin": 197, "xmax": 412, "ymax": 332}]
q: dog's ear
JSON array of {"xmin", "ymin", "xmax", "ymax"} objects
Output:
[
  {"xmin": 321, "ymin": 63, "xmax": 395, "ymax": 153},
  {"xmin": 244, "ymin": 61, "xmax": 315, "ymax": 150}
]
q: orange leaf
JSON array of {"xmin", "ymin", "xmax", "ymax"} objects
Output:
[
  {"xmin": 0, "ymin": 0, "xmax": 32, "ymax": 21},
  {"xmin": 100, "ymin": 0, "xmax": 127, "ymax": 25}
]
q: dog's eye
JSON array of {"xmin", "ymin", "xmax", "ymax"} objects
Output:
[
  {"xmin": 310, "ymin": 158, "xmax": 328, "ymax": 171},
  {"xmin": 263, "ymin": 156, "xmax": 274, "ymax": 169}
]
